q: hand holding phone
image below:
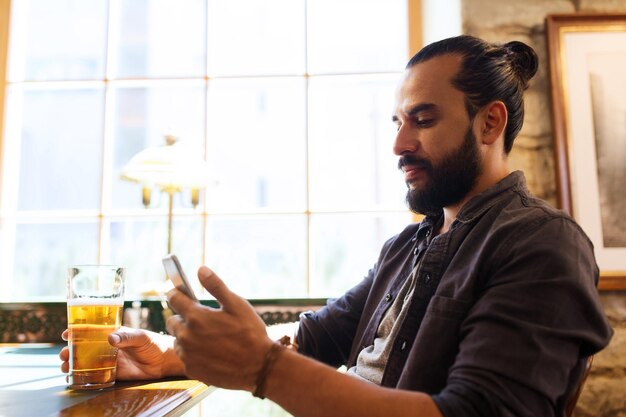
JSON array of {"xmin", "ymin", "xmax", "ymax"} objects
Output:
[{"xmin": 162, "ymin": 254, "xmax": 198, "ymax": 301}]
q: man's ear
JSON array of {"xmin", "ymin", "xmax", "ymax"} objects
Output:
[{"xmin": 478, "ymin": 101, "xmax": 507, "ymax": 145}]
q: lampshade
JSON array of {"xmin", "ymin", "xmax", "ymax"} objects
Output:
[{"xmin": 120, "ymin": 135, "xmax": 211, "ymax": 189}]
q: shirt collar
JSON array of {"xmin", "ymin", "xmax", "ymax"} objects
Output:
[{"xmin": 420, "ymin": 171, "xmax": 527, "ymax": 233}]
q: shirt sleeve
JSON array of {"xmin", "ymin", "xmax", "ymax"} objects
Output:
[{"xmin": 432, "ymin": 216, "xmax": 613, "ymax": 417}]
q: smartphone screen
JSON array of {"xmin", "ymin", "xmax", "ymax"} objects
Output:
[{"xmin": 162, "ymin": 254, "xmax": 198, "ymax": 301}]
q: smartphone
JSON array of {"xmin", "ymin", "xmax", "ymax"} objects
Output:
[{"xmin": 162, "ymin": 254, "xmax": 198, "ymax": 301}]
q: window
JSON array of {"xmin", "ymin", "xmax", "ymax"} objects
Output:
[{"xmin": 0, "ymin": 0, "xmax": 415, "ymax": 301}]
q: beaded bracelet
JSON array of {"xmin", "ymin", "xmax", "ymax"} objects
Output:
[{"xmin": 252, "ymin": 336, "xmax": 291, "ymax": 399}]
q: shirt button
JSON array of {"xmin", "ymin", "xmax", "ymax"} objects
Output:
[
  {"xmin": 411, "ymin": 235, "xmax": 417, "ymax": 242},
  {"xmin": 413, "ymin": 247, "xmax": 418, "ymax": 256},
  {"xmin": 424, "ymin": 274, "xmax": 431, "ymax": 283},
  {"xmin": 401, "ymin": 341, "xmax": 407, "ymax": 351},
  {"xmin": 385, "ymin": 293, "xmax": 393, "ymax": 302},
  {"xmin": 426, "ymin": 230, "xmax": 431, "ymax": 237}
]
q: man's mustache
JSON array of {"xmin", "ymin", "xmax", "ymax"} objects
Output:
[{"xmin": 398, "ymin": 155, "xmax": 432, "ymax": 171}]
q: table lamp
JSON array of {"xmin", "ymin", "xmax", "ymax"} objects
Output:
[{"xmin": 120, "ymin": 134, "xmax": 211, "ymax": 254}]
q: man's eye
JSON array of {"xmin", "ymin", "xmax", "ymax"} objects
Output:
[{"xmin": 415, "ymin": 118, "xmax": 434, "ymax": 127}]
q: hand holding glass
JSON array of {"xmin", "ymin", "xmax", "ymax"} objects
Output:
[{"xmin": 67, "ymin": 265, "xmax": 125, "ymax": 390}]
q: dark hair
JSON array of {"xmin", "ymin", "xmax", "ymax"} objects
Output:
[{"xmin": 406, "ymin": 35, "xmax": 538, "ymax": 154}]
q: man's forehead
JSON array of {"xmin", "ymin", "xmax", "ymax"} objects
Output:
[
  {"xmin": 395, "ymin": 54, "xmax": 464, "ymax": 111},
  {"xmin": 400, "ymin": 54, "xmax": 462, "ymax": 92}
]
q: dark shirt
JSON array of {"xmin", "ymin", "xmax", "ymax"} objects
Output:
[{"xmin": 296, "ymin": 171, "xmax": 613, "ymax": 417}]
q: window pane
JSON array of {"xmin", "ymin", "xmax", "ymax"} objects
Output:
[
  {"xmin": 308, "ymin": 74, "xmax": 407, "ymax": 211},
  {"xmin": 8, "ymin": 0, "xmax": 107, "ymax": 81},
  {"xmin": 11, "ymin": 86, "xmax": 104, "ymax": 211},
  {"xmin": 309, "ymin": 212, "xmax": 412, "ymax": 297},
  {"xmin": 206, "ymin": 78, "xmax": 306, "ymax": 211},
  {"xmin": 206, "ymin": 215, "xmax": 307, "ymax": 298},
  {"xmin": 13, "ymin": 222, "xmax": 99, "ymax": 300},
  {"xmin": 207, "ymin": 0, "xmax": 305, "ymax": 76},
  {"xmin": 106, "ymin": 216, "xmax": 204, "ymax": 298},
  {"xmin": 307, "ymin": 0, "xmax": 407, "ymax": 74},
  {"xmin": 2, "ymin": 0, "xmax": 412, "ymax": 302},
  {"xmin": 112, "ymin": 0, "xmax": 206, "ymax": 78},
  {"xmin": 110, "ymin": 82, "xmax": 207, "ymax": 210}
]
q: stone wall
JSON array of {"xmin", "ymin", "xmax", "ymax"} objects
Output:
[{"xmin": 461, "ymin": 0, "xmax": 626, "ymax": 415}]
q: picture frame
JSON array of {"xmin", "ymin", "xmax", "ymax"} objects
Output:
[{"xmin": 546, "ymin": 13, "xmax": 626, "ymax": 290}]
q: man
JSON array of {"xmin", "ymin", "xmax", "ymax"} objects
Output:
[{"xmin": 60, "ymin": 35, "xmax": 612, "ymax": 417}]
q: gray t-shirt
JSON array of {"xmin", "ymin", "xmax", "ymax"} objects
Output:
[{"xmin": 346, "ymin": 263, "xmax": 419, "ymax": 384}]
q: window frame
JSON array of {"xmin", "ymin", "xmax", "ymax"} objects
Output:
[{"xmin": 0, "ymin": 0, "xmax": 422, "ymax": 302}]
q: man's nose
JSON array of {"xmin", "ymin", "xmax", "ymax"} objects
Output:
[{"xmin": 393, "ymin": 125, "xmax": 418, "ymax": 156}]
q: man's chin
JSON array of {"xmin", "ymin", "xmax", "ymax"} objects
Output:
[{"xmin": 406, "ymin": 191, "xmax": 441, "ymax": 216}]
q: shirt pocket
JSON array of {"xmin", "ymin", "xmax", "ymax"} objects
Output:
[{"xmin": 425, "ymin": 295, "xmax": 470, "ymax": 321}]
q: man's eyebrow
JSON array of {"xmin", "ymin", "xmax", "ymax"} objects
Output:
[{"xmin": 392, "ymin": 103, "xmax": 437, "ymax": 122}]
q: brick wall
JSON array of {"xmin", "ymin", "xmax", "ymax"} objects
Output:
[{"xmin": 461, "ymin": 0, "xmax": 626, "ymax": 415}]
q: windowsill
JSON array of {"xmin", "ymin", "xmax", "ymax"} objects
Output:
[{"xmin": 0, "ymin": 298, "xmax": 326, "ymax": 344}]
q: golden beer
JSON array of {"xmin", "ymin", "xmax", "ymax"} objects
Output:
[{"xmin": 67, "ymin": 300, "xmax": 123, "ymax": 390}]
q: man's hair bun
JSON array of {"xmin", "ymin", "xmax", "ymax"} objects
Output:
[{"xmin": 504, "ymin": 41, "xmax": 538, "ymax": 88}]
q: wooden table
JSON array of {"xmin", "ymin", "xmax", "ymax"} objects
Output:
[{"xmin": 0, "ymin": 344, "xmax": 214, "ymax": 417}]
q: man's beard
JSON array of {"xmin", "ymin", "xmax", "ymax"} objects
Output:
[{"xmin": 400, "ymin": 126, "xmax": 482, "ymax": 216}]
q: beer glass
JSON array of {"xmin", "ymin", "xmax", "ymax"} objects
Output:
[{"xmin": 67, "ymin": 265, "xmax": 125, "ymax": 390}]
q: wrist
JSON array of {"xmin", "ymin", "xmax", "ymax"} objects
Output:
[{"xmin": 252, "ymin": 336, "xmax": 293, "ymax": 399}]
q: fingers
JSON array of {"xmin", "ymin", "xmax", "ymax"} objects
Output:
[
  {"xmin": 59, "ymin": 346, "xmax": 69, "ymax": 361},
  {"xmin": 59, "ymin": 346, "xmax": 69, "ymax": 374},
  {"xmin": 108, "ymin": 327, "xmax": 150, "ymax": 348},
  {"xmin": 165, "ymin": 314, "xmax": 185, "ymax": 338},
  {"xmin": 172, "ymin": 338, "xmax": 184, "ymax": 359},
  {"xmin": 197, "ymin": 266, "xmax": 240, "ymax": 312},
  {"xmin": 166, "ymin": 287, "xmax": 198, "ymax": 317},
  {"xmin": 61, "ymin": 329, "xmax": 69, "ymax": 341}
]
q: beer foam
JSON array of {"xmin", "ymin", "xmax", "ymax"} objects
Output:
[{"xmin": 67, "ymin": 298, "xmax": 124, "ymax": 307}]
